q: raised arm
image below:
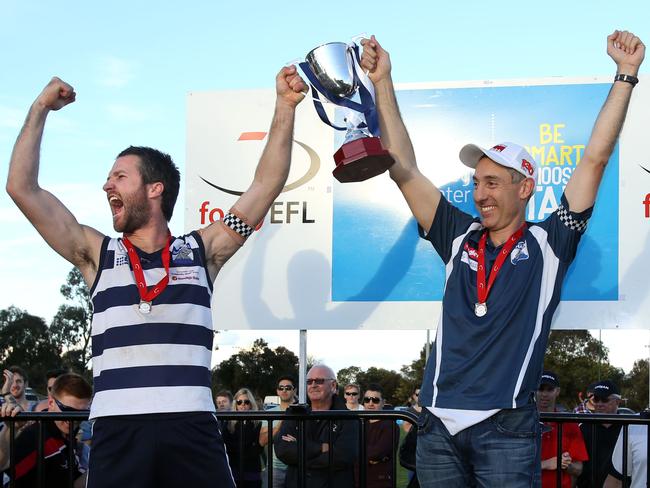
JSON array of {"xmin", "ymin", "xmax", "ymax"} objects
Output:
[
  {"xmin": 5, "ymin": 78, "xmax": 104, "ymax": 285},
  {"xmin": 199, "ymin": 66, "xmax": 306, "ymax": 280},
  {"xmin": 564, "ymin": 30, "xmax": 645, "ymax": 212},
  {"xmin": 361, "ymin": 36, "xmax": 441, "ymax": 231}
]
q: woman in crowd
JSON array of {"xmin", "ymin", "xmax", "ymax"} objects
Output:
[{"xmin": 223, "ymin": 388, "xmax": 264, "ymax": 488}]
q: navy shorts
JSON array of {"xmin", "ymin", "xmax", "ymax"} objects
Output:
[{"xmin": 87, "ymin": 412, "xmax": 235, "ymax": 488}]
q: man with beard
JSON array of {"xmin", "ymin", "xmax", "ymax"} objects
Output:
[
  {"xmin": 1, "ymin": 368, "xmax": 38, "ymax": 412},
  {"xmin": 5, "ymin": 67, "xmax": 307, "ymax": 488},
  {"xmin": 360, "ymin": 30, "xmax": 644, "ymax": 486}
]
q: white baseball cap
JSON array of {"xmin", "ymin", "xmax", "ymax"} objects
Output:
[{"xmin": 459, "ymin": 142, "xmax": 538, "ymax": 184}]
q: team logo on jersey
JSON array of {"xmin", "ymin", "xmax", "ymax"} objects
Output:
[
  {"xmin": 171, "ymin": 241, "xmax": 194, "ymax": 265},
  {"xmin": 461, "ymin": 242, "xmax": 479, "ymax": 271},
  {"xmin": 511, "ymin": 240, "xmax": 529, "ymax": 265},
  {"xmin": 115, "ymin": 242, "xmax": 129, "ymax": 267}
]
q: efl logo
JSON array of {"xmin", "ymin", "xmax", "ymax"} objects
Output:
[
  {"xmin": 491, "ymin": 144, "xmax": 506, "ymax": 152},
  {"xmin": 197, "ymin": 132, "xmax": 321, "ymax": 226},
  {"xmin": 199, "ymin": 132, "xmax": 320, "ymax": 196}
]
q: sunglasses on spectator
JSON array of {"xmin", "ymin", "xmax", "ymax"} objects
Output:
[
  {"xmin": 236, "ymin": 399, "xmax": 251, "ymax": 406},
  {"xmin": 344, "ymin": 391, "xmax": 359, "ymax": 396},
  {"xmin": 306, "ymin": 378, "xmax": 334, "ymax": 386},
  {"xmin": 277, "ymin": 385, "xmax": 294, "ymax": 391},
  {"xmin": 363, "ymin": 397, "xmax": 381, "ymax": 404},
  {"xmin": 54, "ymin": 397, "xmax": 85, "ymax": 412}
]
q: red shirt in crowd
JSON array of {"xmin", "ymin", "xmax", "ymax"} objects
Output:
[{"xmin": 541, "ymin": 420, "xmax": 589, "ymax": 488}]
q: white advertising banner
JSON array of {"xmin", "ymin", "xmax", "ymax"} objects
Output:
[{"xmin": 186, "ymin": 76, "xmax": 650, "ymax": 330}]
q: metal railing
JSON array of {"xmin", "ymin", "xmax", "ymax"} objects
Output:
[
  {"xmin": 3, "ymin": 409, "xmax": 648, "ymax": 487},
  {"xmin": 0, "ymin": 408, "xmax": 418, "ymax": 488},
  {"xmin": 540, "ymin": 411, "xmax": 650, "ymax": 488},
  {"xmin": 1, "ymin": 410, "xmax": 87, "ymax": 488}
]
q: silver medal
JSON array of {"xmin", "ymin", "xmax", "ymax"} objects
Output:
[
  {"xmin": 474, "ymin": 302, "xmax": 487, "ymax": 317},
  {"xmin": 139, "ymin": 301, "xmax": 152, "ymax": 314}
]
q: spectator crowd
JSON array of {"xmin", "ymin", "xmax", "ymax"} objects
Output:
[{"xmin": 0, "ymin": 362, "xmax": 645, "ymax": 487}]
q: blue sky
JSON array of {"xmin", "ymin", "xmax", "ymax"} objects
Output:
[{"xmin": 1, "ymin": 0, "xmax": 649, "ymax": 375}]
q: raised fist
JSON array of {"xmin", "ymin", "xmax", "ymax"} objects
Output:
[
  {"xmin": 36, "ymin": 77, "xmax": 76, "ymax": 111},
  {"xmin": 276, "ymin": 66, "xmax": 307, "ymax": 108},
  {"xmin": 360, "ymin": 35, "xmax": 392, "ymax": 85},
  {"xmin": 608, "ymin": 30, "xmax": 645, "ymax": 75}
]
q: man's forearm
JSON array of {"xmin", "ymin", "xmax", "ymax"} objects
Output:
[
  {"xmin": 0, "ymin": 424, "xmax": 12, "ymax": 471},
  {"xmin": 373, "ymin": 77, "xmax": 418, "ymax": 184},
  {"xmin": 252, "ymin": 101, "xmax": 295, "ymax": 197},
  {"xmin": 581, "ymin": 80, "xmax": 634, "ymax": 167},
  {"xmin": 6, "ymin": 103, "xmax": 49, "ymax": 197}
]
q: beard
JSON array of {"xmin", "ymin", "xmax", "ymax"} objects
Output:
[{"xmin": 113, "ymin": 187, "xmax": 152, "ymax": 233}]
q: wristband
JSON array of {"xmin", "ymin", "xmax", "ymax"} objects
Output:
[
  {"xmin": 614, "ymin": 74, "xmax": 639, "ymax": 86},
  {"xmin": 223, "ymin": 213, "xmax": 254, "ymax": 238}
]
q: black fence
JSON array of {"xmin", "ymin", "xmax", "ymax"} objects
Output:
[
  {"xmin": 541, "ymin": 411, "xmax": 650, "ymax": 488},
  {"xmin": 1, "ymin": 409, "xmax": 649, "ymax": 487}
]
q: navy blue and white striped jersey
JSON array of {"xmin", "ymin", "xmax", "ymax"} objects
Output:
[
  {"xmin": 88, "ymin": 232, "xmax": 215, "ymax": 419},
  {"xmin": 419, "ymin": 194, "xmax": 592, "ymax": 434}
]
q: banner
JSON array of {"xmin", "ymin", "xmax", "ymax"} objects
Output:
[{"xmin": 185, "ymin": 76, "xmax": 650, "ymax": 330}]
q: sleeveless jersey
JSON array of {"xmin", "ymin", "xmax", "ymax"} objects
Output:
[{"xmin": 88, "ymin": 232, "xmax": 215, "ymax": 419}]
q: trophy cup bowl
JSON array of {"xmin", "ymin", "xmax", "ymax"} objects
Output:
[
  {"xmin": 303, "ymin": 41, "xmax": 394, "ymax": 183},
  {"xmin": 306, "ymin": 42, "xmax": 357, "ymax": 99}
]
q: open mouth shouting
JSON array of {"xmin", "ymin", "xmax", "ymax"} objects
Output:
[{"xmin": 108, "ymin": 194, "xmax": 124, "ymax": 220}]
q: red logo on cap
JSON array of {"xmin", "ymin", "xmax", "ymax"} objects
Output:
[
  {"xmin": 491, "ymin": 144, "xmax": 506, "ymax": 152},
  {"xmin": 521, "ymin": 159, "xmax": 534, "ymax": 176}
]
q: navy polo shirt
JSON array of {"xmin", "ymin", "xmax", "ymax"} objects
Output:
[{"xmin": 419, "ymin": 193, "xmax": 592, "ymax": 413}]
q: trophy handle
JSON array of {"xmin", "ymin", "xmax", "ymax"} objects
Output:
[{"xmin": 350, "ymin": 33, "xmax": 369, "ymax": 47}]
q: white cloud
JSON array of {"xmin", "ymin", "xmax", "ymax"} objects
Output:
[
  {"xmin": 0, "ymin": 105, "xmax": 24, "ymax": 129},
  {"xmin": 106, "ymin": 103, "xmax": 150, "ymax": 123},
  {"xmin": 0, "ymin": 205, "xmax": 23, "ymax": 224},
  {"xmin": 97, "ymin": 56, "xmax": 136, "ymax": 88},
  {"xmin": 0, "ymin": 104, "xmax": 75, "ymax": 133}
]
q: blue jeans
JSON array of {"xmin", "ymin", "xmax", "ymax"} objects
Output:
[{"xmin": 416, "ymin": 404, "xmax": 541, "ymax": 487}]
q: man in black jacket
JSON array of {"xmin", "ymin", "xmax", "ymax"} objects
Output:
[{"xmin": 275, "ymin": 364, "xmax": 358, "ymax": 488}]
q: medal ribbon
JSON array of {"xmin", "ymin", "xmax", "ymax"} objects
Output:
[
  {"xmin": 122, "ymin": 234, "xmax": 172, "ymax": 304},
  {"xmin": 476, "ymin": 223, "xmax": 527, "ymax": 305}
]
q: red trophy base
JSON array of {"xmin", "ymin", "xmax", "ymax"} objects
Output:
[{"xmin": 332, "ymin": 137, "xmax": 395, "ymax": 183}]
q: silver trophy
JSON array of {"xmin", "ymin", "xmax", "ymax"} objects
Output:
[{"xmin": 300, "ymin": 41, "xmax": 393, "ymax": 183}]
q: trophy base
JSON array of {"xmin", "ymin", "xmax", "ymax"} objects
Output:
[{"xmin": 332, "ymin": 137, "xmax": 395, "ymax": 183}]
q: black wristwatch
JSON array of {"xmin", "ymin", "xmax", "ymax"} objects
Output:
[{"xmin": 614, "ymin": 73, "xmax": 639, "ymax": 86}]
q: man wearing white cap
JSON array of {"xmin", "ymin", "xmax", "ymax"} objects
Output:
[{"xmin": 361, "ymin": 30, "xmax": 644, "ymax": 487}]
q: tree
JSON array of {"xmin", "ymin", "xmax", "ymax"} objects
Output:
[
  {"xmin": 0, "ymin": 306, "xmax": 61, "ymax": 392},
  {"xmin": 544, "ymin": 330, "xmax": 624, "ymax": 409},
  {"xmin": 622, "ymin": 359, "xmax": 648, "ymax": 412},
  {"xmin": 337, "ymin": 366, "xmax": 362, "ymax": 386},
  {"xmin": 396, "ymin": 343, "xmax": 427, "ymax": 405},
  {"xmin": 49, "ymin": 268, "xmax": 92, "ymax": 373},
  {"xmin": 356, "ymin": 367, "xmax": 404, "ymax": 406},
  {"xmin": 213, "ymin": 339, "xmax": 299, "ymax": 400}
]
